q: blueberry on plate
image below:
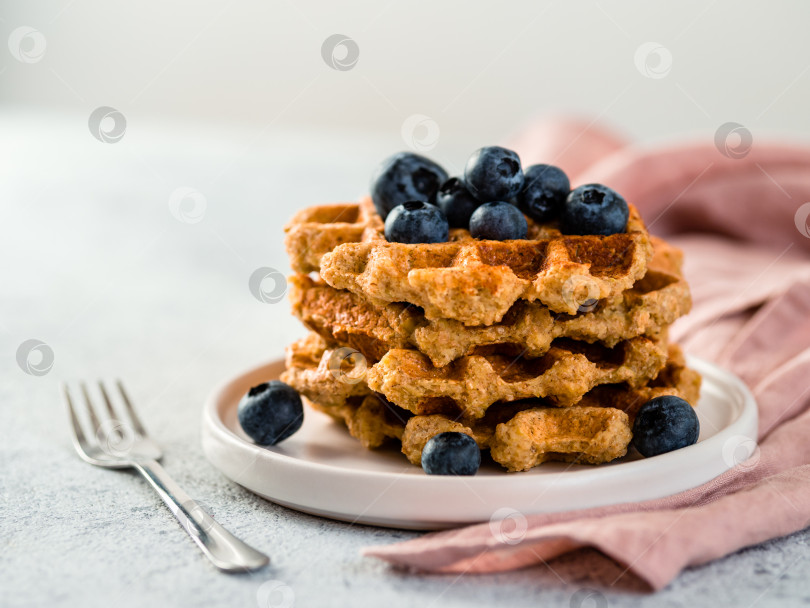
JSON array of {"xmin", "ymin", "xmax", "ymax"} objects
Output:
[
  {"xmin": 435, "ymin": 177, "xmax": 482, "ymax": 228},
  {"xmin": 517, "ymin": 164, "xmax": 570, "ymax": 222},
  {"xmin": 632, "ymin": 395, "xmax": 700, "ymax": 458},
  {"xmin": 421, "ymin": 432, "xmax": 481, "ymax": 475},
  {"xmin": 237, "ymin": 380, "xmax": 303, "ymax": 446},
  {"xmin": 371, "ymin": 152, "xmax": 448, "ymax": 219},
  {"xmin": 384, "ymin": 201, "xmax": 449, "ymax": 244},
  {"xmin": 469, "ymin": 201, "xmax": 528, "ymax": 240},
  {"xmin": 561, "ymin": 183, "xmax": 629, "ymax": 236},
  {"xmin": 464, "ymin": 146, "xmax": 525, "ymax": 202}
]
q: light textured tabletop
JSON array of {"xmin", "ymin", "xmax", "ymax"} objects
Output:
[{"xmin": 2, "ymin": 112, "xmax": 808, "ymax": 608}]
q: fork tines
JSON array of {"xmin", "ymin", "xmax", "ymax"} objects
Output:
[{"xmin": 63, "ymin": 380, "xmax": 146, "ymax": 456}]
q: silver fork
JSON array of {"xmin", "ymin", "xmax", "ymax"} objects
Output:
[{"xmin": 63, "ymin": 380, "xmax": 269, "ymax": 573}]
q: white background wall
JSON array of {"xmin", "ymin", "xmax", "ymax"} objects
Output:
[{"xmin": 3, "ymin": 0, "xmax": 810, "ymax": 152}]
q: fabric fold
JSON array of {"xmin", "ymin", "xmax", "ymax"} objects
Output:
[{"xmin": 364, "ymin": 466, "xmax": 810, "ymax": 591}]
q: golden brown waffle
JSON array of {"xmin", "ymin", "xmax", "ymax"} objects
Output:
[
  {"xmin": 367, "ymin": 334, "xmax": 669, "ymax": 417},
  {"xmin": 282, "ymin": 330, "xmax": 669, "ymax": 417},
  {"xmin": 306, "ymin": 393, "xmax": 408, "ymax": 450},
  {"xmin": 289, "ymin": 236, "xmax": 690, "ymax": 367},
  {"xmin": 395, "ymin": 404, "xmax": 634, "ymax": 469},
  {"xmin": 406, "ymin": 346, "xmax": 701, "ymax": 472},
  {"xmin": 282, "ymin": 333, "xmax": 371, "ymax": 409},
  {"xmin": 285, "ymin": 197, "xmax": 653, "ymax": 324},
  {"xmin": 283, "ymin": 342, "xmax": 700, "ymax": 471},
  {"xmin": 579, "ymin": 343, "xmax": 701, "ymax": 419},
  {"xmin": 284, "ymin": 198, "xmax": 384, "ymax": 274},
  {"xmin": 488, "ymin": 407, "xmax": 634, "ymax": 471}
]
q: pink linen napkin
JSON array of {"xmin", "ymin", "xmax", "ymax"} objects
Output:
[{"xmin": 362, "ymin": 117, "xmax": 810, "ymax": 590}]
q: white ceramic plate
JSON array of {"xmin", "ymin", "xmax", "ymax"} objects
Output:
[{"xmin": 202, "ymin": 356, "xmax": 757, "ymax": 530}]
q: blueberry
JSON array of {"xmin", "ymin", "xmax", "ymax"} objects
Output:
[
  {"xmin": 371, "ymin": 152, "xmax": 448, "ymax": 219},
  {"xmin": 237, "ymin": 380, "xmax": 303, "ymax": 446},
  {"xmin": 561, "ymin": 183, "xmax": 629, "ymax": 236},
  {"xmin": 435, "ymin": 177, "xmax": 482, "ymax": 228},
  {"xmin": 631, "ymin": 395, "xmax": 700, "ymax": 458},
  {"xmin": 384, "ymin": 201, "xmax": 449, "ymax": 244},
  {"xmin": 421, "ymin": 432, "xmax": 481, "ymax": 475},
  {"xmin": 517, "ymin": 164, "xmax": 570, "ymax": 222},
  {"xmin": 469, "ymin": 201, "xmax": 528, "ymax": 240},
  {"xmin": 464, "ymin": 146, "xmax": 525, "ymax": 202}
]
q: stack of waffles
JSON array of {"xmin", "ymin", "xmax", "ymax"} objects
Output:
[{"xmin": 281, "ymin": 197, "xmax": 701, "ymax": 472}]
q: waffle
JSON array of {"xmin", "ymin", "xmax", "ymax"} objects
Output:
[
  {"xmin": 284, "ymin": 199, "xmax": 384, "ymax": 274},
  {"xmin": 286, "ymin": 197, "xmax": 654, "ymax": 324},
  {"xmin": 289, "ymin": 237, "xmax": 689, "ymax": 367},
  {"xmin": 282, "ymin": 333, "xmax": 371, "ymax": 409},
  {"xmin": 397, "ymin": 403, "xmax": 636, "ymax": 470},
  {"xmin": 282, "ymin": 190, "xmax": 699, "ymax": 472},
  {"xmin": 367, "ymin": 334, "xmax": 668, "ymax": 417},
  {"xmin": 406, "ymin": 345, "xmax": 701, "ymax": 472},
  {"xmin": 283, "ymin": 330, "xmax": 669, "ymax": 418},
  {"xmin": 284, "ymin": 342, "xmax": 700, "ymax": 471},
  {"xmin": 579, "ymin": 343, "xmax": 701, "ymax": 419}
]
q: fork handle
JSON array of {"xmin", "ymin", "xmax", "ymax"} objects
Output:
[{"xmin": 134, "ymin": 459, "xmax": 269, "ymax": 572}]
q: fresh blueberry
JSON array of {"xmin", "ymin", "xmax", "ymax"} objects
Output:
[
  {"xmin": 632, "ymin": 395, "xmax": 700, "ymax": 458},
  {"xmin": 237, "ymin": 380, "xmax": 304, "ymax": 446},
  {"xmin": 469, "ymin": 201, "xmax": 528, "ymax": 240},
  {"xmin": 517, "ymin": 164, "xmax": 570, "ymax": 222},
  {"xmin": 561, "ymin": 183, "xmax": 629, "ymax": 235},
  {"xmin": 421, "ymin": 432, "xmax": 481, "ymax": 475},
  {"xmin": 384, "ymin": 201, "xmax": 449, "ymax": 244},
  {"xmin": 464, "ymin": 146, "xmax": 525, "ymax": 202},
  {"xmin": 371, "ymin": 152, "xmax": 448, "ymax": 219},
  {"xmin": 435, "ymin": 177, "xmax": 483, "ymax": 228}
]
